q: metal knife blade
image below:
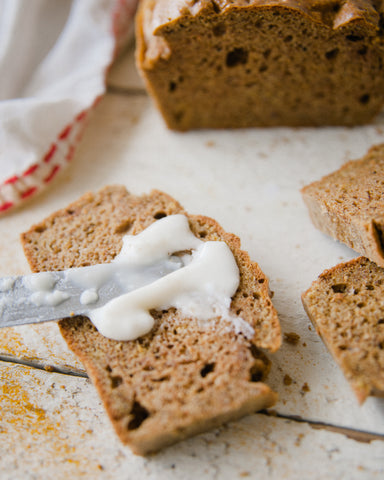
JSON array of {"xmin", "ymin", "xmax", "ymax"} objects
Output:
[{"xmin": 0, "ymin": 259, "xmax": 183, "ymax": 328}]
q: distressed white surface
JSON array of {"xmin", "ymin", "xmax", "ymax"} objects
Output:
[
  {"xmin": 1, "ymin": 361, "xmax": 383, "ymax": 480},
  {"xmin": 1, "ymin": 45, "xmax": 384, "ymax": 476}
]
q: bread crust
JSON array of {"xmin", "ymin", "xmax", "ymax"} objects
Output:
[
  {"xmin": 302, "ymin": 143, "xmax": 384, "ymax": 267},
  {"xmin": 21, "ymin": 185, "xmax": 281, "ymax": 455},
  {"xmin": 136, "ymin": 0, "xmax": 384, "ymax": 130},
  {"xmin": 302, "ymin": 256, "xmax": 384, "ymax": 404}
]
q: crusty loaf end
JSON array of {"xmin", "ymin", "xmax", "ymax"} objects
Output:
[{"xmin": 136, "ymin": 0, "xmax": 384, "ymax": 130}]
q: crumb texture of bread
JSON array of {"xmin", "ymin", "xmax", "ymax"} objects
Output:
[
  {"xmin": 302, "ymin": 256, "xmax": 384, "ymax": 404},
  {"xmin": 302, "ymin": 143, "xmax": 384, "ymax": 267},
  {"xmin": 136, "ymin": 0, "xmax": 384, "ymax": 130},
  {"xmin": 21, "ymin": 185, "xmax": 281, "ymax": 455}
]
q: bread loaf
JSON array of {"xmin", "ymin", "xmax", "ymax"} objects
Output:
[
  {"xmin": 21, "ymin": 185, "xmax": 281, "ymax": 455},
  {"xmin": 301, "ymin": 143, "xmax": 384, "ymax": 267},
  {"xmin": 302, "ymin": 256, "xmax": 384, "ymax": 404},
  {"xmin": 136, "ymin": 0, "xmax": 384, "ymax": 130}
]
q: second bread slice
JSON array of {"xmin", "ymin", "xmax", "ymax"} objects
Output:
[
  {"xmin": 301, "ymin": 144, "xmax": 384, "ymax": 267},
  {"xmin": 302, "ymin": 256, "xmax": 384, "ymax": 404}
]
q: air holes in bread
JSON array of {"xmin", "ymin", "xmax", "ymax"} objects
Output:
[
  {"xmin": 226, "ymin": 48, "xmax": 248, "ymax": 67},
  {"xmin": 173, "ymin": 111, "xmax": 185, "ymax": 124},
  {"xmin": 127, "ymin": 401, "xmax": 149, "ymax": 430},
  {"xmin": 358, "ymin": 46, "xmax": 368, "ymax": 55},
  {"xmin": 153, "ymin": 212, "xmax": 167, "ymax": 220},
  {"xmin": 263, "ymin": 49, "xmax": 271, "ymax": 59},
  {"xmin": 111, "ymin": 375, "xmax": 123, "ymax": 388},
  {"xmin": 325, "ymin": 48, "xmax": 339, "ymax": 60},
  {"xmin": 249, "ymin": 361, "xmax": 265, "ymax": 382},
  {"xmin": 346, "ymin": 34, "xmax": 364, "ymax": 42},
  {"xmin": 359, "ymin": 94, "xmax": 370, "ymax": 104},
  {"xmin": 106, "ymin": 365, "xmax": 123, "ymax": 388},
  {"xmin": 152, "ymin": 375, "xmax": 170, "ymax": 382},
  {"xmin": 213, "ymin": 23, "xmax": 226, "ymax": 36},
  {"xmin": 331, "ymin": 283, "xmax": 347, "ymax": 293},
  {"xmin": 114, "ymin": 219, "xmax": 132, "ymax": 234},
  {"xmin": 200, "ymin": 362, "xmax": 215, "ymax": 377}
]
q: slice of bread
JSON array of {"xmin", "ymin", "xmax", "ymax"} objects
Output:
[
  {"xmin": 302, "ymin": 144, "xmax": 384, "ymax": 267},
  {"xmin": 136, "ymin": 0, "xmax": 384, "ymax": 130},
  {"xmin": 302, "ymin": 256, "xmax": 384, "ymax": 404},
  {"xmin": 21, "ymin": 185, "xmax": 281, "ymax": 455}
]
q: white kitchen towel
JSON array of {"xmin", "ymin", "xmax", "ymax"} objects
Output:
[{"xmin": 0, "ymin": 0, "xmax": 137, "ymax": 214}]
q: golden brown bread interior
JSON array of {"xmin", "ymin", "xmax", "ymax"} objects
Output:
[
  {"xmin": 302, "ymin": 256, "xmax": 384, "ymax": 404},
  {"xmin": 21, "ymin": 185, "xmax": 281, "ymax": 455},
  {"xmin": 301, "ymin": 143, "xmax": 384, "ymax": 267},
  {"xmin": 136, "ymin": 0, "xmax": 384, "ymax": 130}
]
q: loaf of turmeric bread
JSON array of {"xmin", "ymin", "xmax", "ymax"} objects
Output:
[
  {"xmin": 21, "ymin": 185, "xmax": 281, "ymax": 455},
  {"xmin": 136, "ymin": 0, "xmax": 384, "ymax": 130},
  {"xmin": 302, "ymin": 143, "xmax": 384, "ymax": 267},
  {"xmin": 302, "ymin": 256, "xmax": 384, "ymax": 404}
]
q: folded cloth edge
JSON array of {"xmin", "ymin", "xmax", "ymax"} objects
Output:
[{"xmin": 0, "ymin": 0, "xmax": 137, "ymax": 215}]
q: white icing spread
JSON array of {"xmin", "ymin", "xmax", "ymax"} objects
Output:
[
  {"xmin": 65, "ymin": 263, "xmax": 116, "ymax": 290},
  {"xmin": 23, "ymin": 271, "xmax": 70, "ymax": 307},
  {"xmin": 30, "ymin": 289, "xmax": 70, "ymax": 307},
  {"xmin": 115, "ymin": 214, "xmax": 201, "ymax": 266},
  {"xmin": 80, "ymin": 289, "xmax": 99, "ymax": 305},
  {"xmin": 23, "ymin": 271, "xmax": 56, "ymax": 291},
  {"xmin": 88, "ymin": 214, "xmax": 244, "ymax": 341},
  {"xmin": 90, "ymin": 240, "xmax": 240, "ymax": 341},
  {"xmin": 16, "ymin": 214, "xmax": 250, "ymax": 342}
]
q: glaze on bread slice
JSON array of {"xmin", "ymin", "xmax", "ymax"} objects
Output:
[
  {"xmin": 302, "ymin": 256, "xmax": 384, "ymax": 404},
  {"xmin": 302, "ymin": 144, "xmax": 384, "ymax": 267},
  {"xmin": 21, "ymin": 185, "xmax": 281, "ymax": 455},
  {"xmin": 136, "ymin": 0, "xmax": 384, "ymax": 130}
]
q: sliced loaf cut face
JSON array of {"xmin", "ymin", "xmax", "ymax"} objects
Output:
[
  {"xmin": 136, "ymin": 0, "xmax": 384, "ymax": 130},
  {"xmin": 302, "ymin": 256, "xmax": 384, "ymax": 404},
  {"xmin": 21, "ymin": 185, "xmax": 281, "ymax": 455},
  {"xmin": 302, "ymin": 143, "xmax": 384, "ymax": 267}
]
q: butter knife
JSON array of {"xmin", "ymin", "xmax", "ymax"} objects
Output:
[{"xmin": 0, "ymin": 259, "xmax": 183, "ymax": 328}]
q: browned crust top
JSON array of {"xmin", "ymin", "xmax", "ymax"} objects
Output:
[{"xmin": 143, "ymin": 0, "xmax": 384, "ymax": 34}]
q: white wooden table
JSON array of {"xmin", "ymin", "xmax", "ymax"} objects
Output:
[{"xmin": 1, "ymin": 44, "xmax": 384, "ymax": 479}]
